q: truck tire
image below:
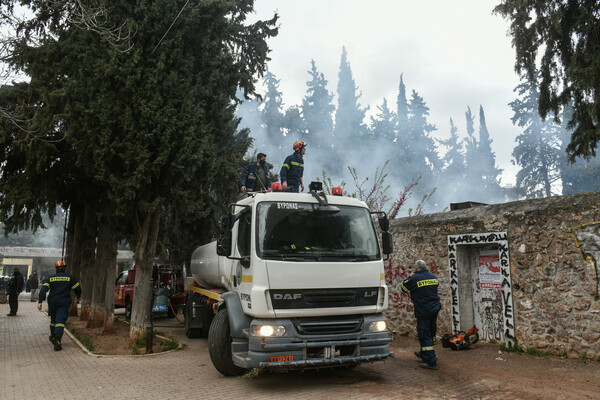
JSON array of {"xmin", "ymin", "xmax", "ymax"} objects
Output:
[
  {"xmin": 184, "ymin": 294, "xmax": 203, "ymax": 338},
  {"xmin": 125, "ymin": 297, "xmax": 132, "ymax": 320},
  {"xmin": 208, "ymin": 308, "xmax": 246, "ymax": 376}
]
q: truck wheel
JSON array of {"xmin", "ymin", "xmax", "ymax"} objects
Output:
[
  {"xmin": 125, "ymin": 298, "xmax": 132, "ymax": 320},
  {"xmin": 208, "ymin": 308, "xmax": 246, "ymax": 376},
  {"xmin": 184, "ymin": 293, "xmax": 203, "ymax": 338}
]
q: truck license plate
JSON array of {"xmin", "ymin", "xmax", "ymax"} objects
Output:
[{"xmin": 268, "ymin": 355, "xmax": 293, "ymax": 362}]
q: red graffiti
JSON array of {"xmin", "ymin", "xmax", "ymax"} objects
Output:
[
  {"xmin": 391, "ymin": 292, "xmax": 413, "ymax": 311},
  {"xmin": 429, "ymin": 261, "xmax": 440, "ymax": 274},
  {"xmin": 385, "ymin": 261, "xmax": 410, "ymax": 283}
]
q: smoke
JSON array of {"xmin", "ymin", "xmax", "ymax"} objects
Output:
[{"xmin": 236, "ymin": 82, "xmax": 511, "ymax": 217}]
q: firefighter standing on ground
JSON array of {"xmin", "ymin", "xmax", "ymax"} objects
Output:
[
  {"xmin": 37, "ymin": 260, "xmax": 82, "ymax": 351},
  {"xmin": 6, "ymin": 268, "xmax": 24, "ymax": 316},
  {"xmin": 401, "ymin": 259, "xmax": 442, "ymax": 370},
  {"xmin": 280, "ymin": 141, "xmax": 306, "ymax": 192}
]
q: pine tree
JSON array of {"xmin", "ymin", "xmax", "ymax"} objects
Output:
[
  {"xmin": 302, "ymin": 60, "xmax": 334, "ymax": 152},
  {"xmin": 438, "ymin": 118, "xmax": 467, "ymax": 202},
  {"xmin": 370, "ymin": 98, "xmax": 397, "ymax": 146},
  {"xmin": 397, "ymin": 74, "xmax": 409, "ymax": 129},
  {"xmin": 494, "ymin": 0, "xmax": 600, "ymax": 161},
  {"xmin": 477, "ymin": 106, "xmax": 503, "ymax": 199},
  {"xmin": 332, "ymin": 47, "xmax": 368, "ymax": 174},
  {"xmin": 0, "ymin": 0, "xmax": 277, "ymax": 341},
  {"xmin": 558, "ymin": 103, "xmax": 600, "ymax": 194},
  {"xmin": 261, "ymin": 68, "xmax": 285, "ymax": 151},
  {"xmin": 407, "ymin": 90, "xmax": 439, "ymax": 179},
  {"xmin": 510, "ymin": 75, "xmax": 563, "ymax": 198}
]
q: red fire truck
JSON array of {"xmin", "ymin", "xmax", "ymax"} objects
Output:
[{"xmin": 114, "ymin": 264, "xmax": 185, "ymax": 319}]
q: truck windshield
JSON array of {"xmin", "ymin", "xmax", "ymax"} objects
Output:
[{"xmin": 256, "ymin": 202, "xmax": 381, "ymax": 261}]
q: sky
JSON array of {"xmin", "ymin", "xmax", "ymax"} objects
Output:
[{"xmin": 249, "ymin": 0, "xmax": 522, "ymax": 185}]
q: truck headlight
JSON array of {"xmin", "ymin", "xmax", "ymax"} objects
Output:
[
  {"xmin": 252, "ymin": 325, "xmax": 286, "ymax": 337},
  {"xmin": 369, "ymin": 320, "xmax": 387, "ymax": 332}
]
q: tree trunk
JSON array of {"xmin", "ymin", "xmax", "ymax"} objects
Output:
[
  {"xmin": 129, "ymin": 210, "xmax": 160, "ymax": 343},
  {"xmin": 79, "ymin": 200, "xmax": 98, "ymax": 321},
  {"xmin": 96, "ymin": 222, "xmax": 118, "ymax": 333},
  {"xmin": 67, "ymin": 203, "xmax": 83, "ymax": 316},
  {"xmin": 87, "ymin": 222, "xmax": 115, "ymax": 328}
]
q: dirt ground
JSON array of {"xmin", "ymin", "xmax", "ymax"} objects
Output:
[
  {"xmin": 64, "ymin": 313, "xmax": 600, "ymax": 399},
  {"xmin": 388, "ymin": 335, "xmax": 600, "ymax": 400},
  {"xmin": 66, "ymin": 313, "xmax": 177, "ymax": 355}
]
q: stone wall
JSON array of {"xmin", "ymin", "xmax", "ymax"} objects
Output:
[{"xmin": 384, "ymin": 190, "xmax": 600, "ymax": 358}]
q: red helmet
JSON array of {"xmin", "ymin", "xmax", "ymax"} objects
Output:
[
  {"xmin": 293, "ymin": 141, "xmax": 306, "ymax": 151},
  {"xmin": 55, "ymin": 260, "xmax": 66, "ymax": 269}
]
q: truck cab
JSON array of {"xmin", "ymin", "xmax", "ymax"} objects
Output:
[{"xmin": 186, "ymin": 182, "xmax": 395, "ymax": 375}]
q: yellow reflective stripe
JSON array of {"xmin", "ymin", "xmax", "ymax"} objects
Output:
[
  {"xmin": 401, "ymin": 284, "xmax": 410, "ymax": 293},
  {"xmin": 55, "ymin": 323, "xmax": 65, "ymax": 328},
  {"xmin": 282, "ymin": 163, "xmax": 290, "ymax": 169},
  {"xmin": 421, "ymin": 346, "xmax": 434, "ymax": 351},
  {"xmin": 291, "ymin": 161, "xmax": 304, "ymax": 167},
  {"xmin": 417, "ymin": 279, "xmax": 438, "ymax": 287},
  {"xmin": 50, "ymin": 323, "xmax": 56, "ymax": 327},
  {"xmin": 43, "ymin": 283, "xmax": 50, "ymax": 288},
  {"xmin": 71, "ymin": 282, "xmax": 80, "ymax": 290},
  {"xmin": 241, "ymin": 275, "xmax": 253, "ymax": 283},
  {"xmin": 49, "ymin": 276, "xmax": 70, "ymax": 282}
]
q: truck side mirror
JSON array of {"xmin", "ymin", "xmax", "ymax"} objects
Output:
[
  {"xmin": 381, "ymin": 231, "xmax": 393, "ymax": 255},
  {"xmin": 216, "ymin": 214, "xmax": 233, "ymax": 257},
  {"xmin": 378, "ymin": 215, "xmax": 390, "ymax": 232},
  {"xmin": 216, "ymin": 230, "xmax": 232, "ymax": 257}
]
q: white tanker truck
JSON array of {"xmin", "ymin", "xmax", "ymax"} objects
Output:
[{"xmin": 183, "ymin": 182, "xmax": 395, "ymax": 375}]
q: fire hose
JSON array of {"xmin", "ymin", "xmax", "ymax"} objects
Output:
[{"xmin": 169, "ymin": 299, "xmax": 185, "ymax": 325}]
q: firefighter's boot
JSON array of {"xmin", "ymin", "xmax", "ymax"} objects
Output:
[
  {"xmin": 49, "ymin": 334, "xmax": 55, "ymax": 344},
  {"xmin": 53, "ymin": 334, "xmax": 62, "ymax": 351}
]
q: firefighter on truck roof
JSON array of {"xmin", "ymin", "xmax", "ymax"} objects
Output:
[{"xmin": 280, "ymin": 141, "xmax": 306, "ymax": 192}]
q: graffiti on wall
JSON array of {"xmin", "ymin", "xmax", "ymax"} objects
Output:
[
  {"xmin": 568, "ymin": 221, "xmax": 600, "ymax": 300},
  {"xmin": 447, "ymin": 232, "xmax": 516, "ymax": 348}
]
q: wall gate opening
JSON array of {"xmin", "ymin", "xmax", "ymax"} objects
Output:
[{"xmin": 447, "ymin": 232, "xmax": 516, "ymax": 347}]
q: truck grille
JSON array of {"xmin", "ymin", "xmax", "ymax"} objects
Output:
[
  {"xmin": 270, "ymin": 287, "xmax": 379, "ymax": 309},
  {"xmin": 292, "ymin": 316, "xmax": 363, "ymax": 335}
]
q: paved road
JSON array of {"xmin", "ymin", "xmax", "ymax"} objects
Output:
[{"xmin": 2, "ymin": 294, "xmax": 599, "ymax": 400}]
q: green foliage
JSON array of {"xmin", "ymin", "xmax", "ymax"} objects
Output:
[
  {"xmin": 494, "ymin": 0, "xmax": 600, "ymax": 162},
  {"xmin": 129, "ymin": 336, "xmax": 147, "ymax": 355},
  {"xmin": 499, "ymin": 341, "xmax": 524, "ymax": 353},
  {"xmin": 159, "ymin": 333, "xmax": 180, "ymax": 352}
]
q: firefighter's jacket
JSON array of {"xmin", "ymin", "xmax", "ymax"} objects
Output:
[
  {"xmin": 39, "ymin": 272, "xmax": 82, "ymax": 305},
  {"xmin": 240, "ymin": 163, "xmax": 271, "ymax": 191},
  {"xmin": 280, "ymin": 153, "xmax": 304, "ymax": 186},
  {"xmin": 401, "ymin": 269, "xmax": 441, "ymax": 320}
]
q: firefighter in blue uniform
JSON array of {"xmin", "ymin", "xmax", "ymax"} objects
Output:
[
  {"xmin": 280, "ymin": 141, "xmax": 306, "ymax": 192},
  {"xmin": 37, "ymin": 260, "xmax": 82, "ymax": 351},
  {"xmin": 401, "ymin": 259, "xmax": 441, "ymax": 370}
]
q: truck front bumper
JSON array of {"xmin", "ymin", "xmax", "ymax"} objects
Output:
[{"xmin": 232, "ymin": 313, "xmax": 395, "ymax": 370}]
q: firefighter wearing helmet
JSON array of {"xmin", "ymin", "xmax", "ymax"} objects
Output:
[
  {"xmin": 280, "ymin": 141, "xmax": 306, "ymax": 192},
  {"xmin": 38, "ymin": 260, "xmax": 82, "ymax": 351}
]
